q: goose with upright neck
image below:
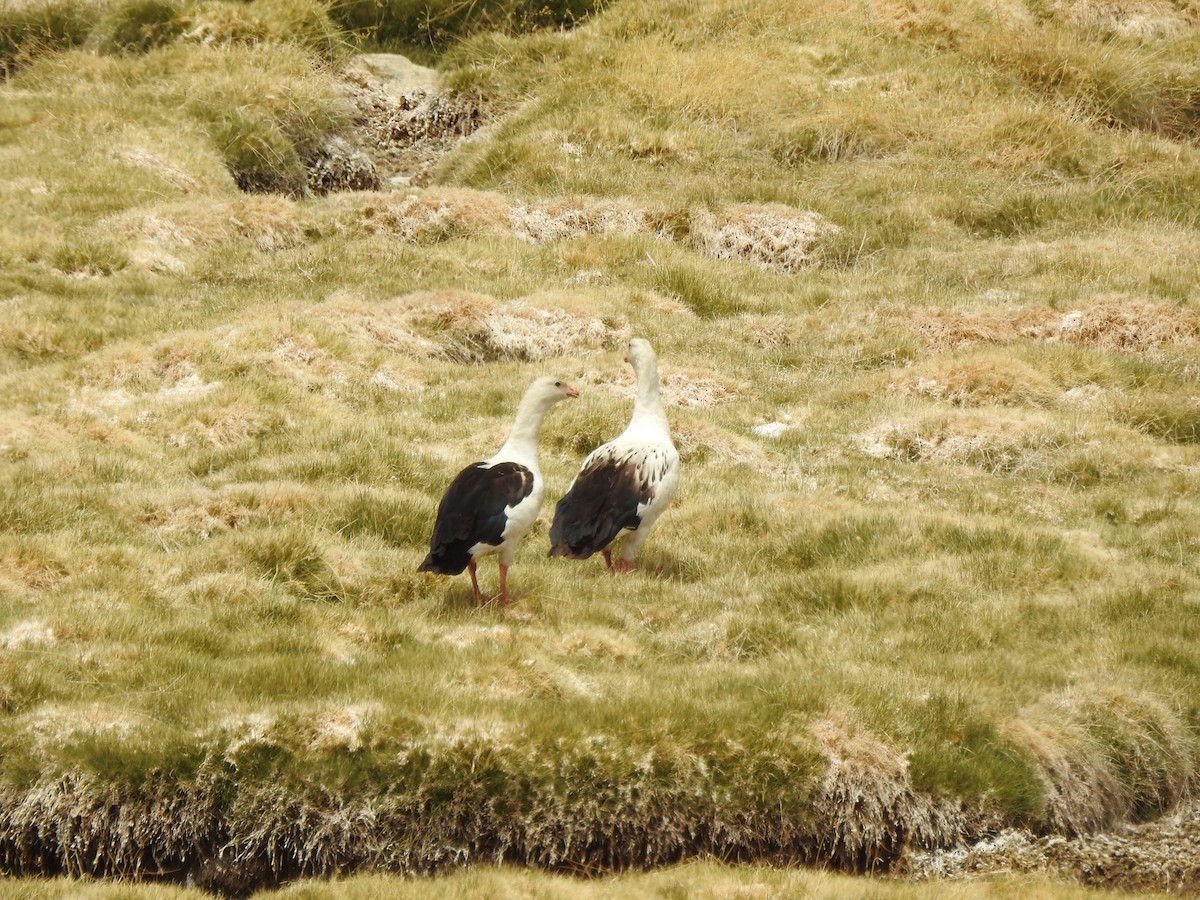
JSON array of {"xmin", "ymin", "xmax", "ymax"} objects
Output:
[
  {"xmin": 419, "ymin": 375, "xmax": 578, "ymax": 605},
  {"xmin": 549, "ymin": 338, "xmax": 680, "ymax": 572}
]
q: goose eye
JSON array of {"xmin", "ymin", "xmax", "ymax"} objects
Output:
[{"xmin": 555, "ymin": 381, "xmax": 563, "ymax": 388}]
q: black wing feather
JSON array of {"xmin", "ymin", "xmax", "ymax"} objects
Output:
[
  {"xmin": 548, "ymin": 454, "xmax": 651, "ymax": 559},
  {"xmin": 418, "ymin": 461, "xmax": 534, "ymax": 574}
]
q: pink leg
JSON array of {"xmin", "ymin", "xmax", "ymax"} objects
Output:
[
  {"xmin": 602, "ymin": 549, "xmax": 613, "ymax": 570},
  {"xmin": 613, "ymin": 558, "xmax": 634, "ymax": 574},
  {"xmin": 496, "ymin": 563, "xmax": 509, "ymax": 606},
  {"xmin": 467, "ymin": 560, "xmax": 482, "ymax": 601}
]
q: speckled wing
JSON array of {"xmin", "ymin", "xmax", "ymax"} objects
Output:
[
  {"xmin": 419, "ymin": 461, "xmax": 535, "ymax": 574},
  {"xmin": 549, "ymin": 443, "xmax": 665, "ymax": 559}
]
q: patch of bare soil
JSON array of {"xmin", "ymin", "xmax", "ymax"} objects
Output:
[{"xmin": 903, "ymin": 801, "xmax": 1200, "ymax": 894}]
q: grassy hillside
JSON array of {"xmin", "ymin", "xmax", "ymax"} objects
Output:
[{"xmin": 2, "ymin": 0, "xmax": 1200, "ymax": 893}]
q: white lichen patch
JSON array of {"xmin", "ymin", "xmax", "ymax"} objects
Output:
[
  {"xmin": 672, "ymin": 419, "xmax": 767, "ymax": 468},
  {"xmin": 75, "ymin": 359, "xmax": 222, "ymax": 415},
  {"xmin": 417, "ymin": 717, "xmax": 517, "ymax": 750},
  {"xmin": 368, "ymin": 363, "xmax": 423, "ymax": 393},
  {"xmin": 477, "ymin": 301, "xmax": 616, "ymax": 362},
  {"xmin": 751, "ymin": 421, "xmax": 791, "ymax": 439},
  {"xmin": 166, "ymin": 399, "xmax": 278, "ymax": 448},
  {"xmin": 110, "ymin": 146, "xmax": 200, "ymax": 192},
  {"xmin": 24, "ymin": 703, "xmax": 146, "ymax": 750},
  {"xmin": 1061, "ymin": 384, "xmax": 1107, "ymax": 406},
  {"xmin": 220, "ymin": 712, "xmax": 278, "ymax": 760},
  {"xmin": 440, "ymin": 624, "xmax": 513, "ymax": 649},
  {"xmin": 551, "ymin": 628, "xmax": 639, "ymax": 662},
  {"xmin": 102, "ymin": 211, "xmax": 200, "ymax": 274},
  {"xmin": 230, "ymin": 196, "xmax": 308, "ymax": 253},
  {"xmin": 319, "ymin": 634, "xmax": 357, "ymax": 665},
  {"xmin": 2, "ymin": 619, "xmax": 56, "ymax": 650},
  {"xmin": 312, "ymin": 293, "xmax": 443, "ymax": 358},
  {"xmin": 336, "ymin": 187, "xmax": 510, "ymax": 241},
  {"xmin": 156, "ymin": 369, "xmax": 224, "ymax": 403},
  {"xmin": 883, "ymin": 354, "xmax": 1058, "ymax": 407},
  {"xmin": 857, "ymin": 413, "xmax": 1056, "ymax": 467},
  {"xmin": 268, "ymin": 331, "xmax": 348, "ymax": 390},
  {"xmin": 306, "ymin": 702, "xmax": 383, "ymax": 753},
  {"xmin": 662, "ymin": 370, "xmax": 739, "ymax": 408},
  {"xmin": 476, "ymin": 658, "xmax": 600, "ymax": 701},
  {"xmin": 1053, "ymin": 0, "xmax": 1195, "ymax": 39},
  {"xmin": 508, "ymin": 198, "xmax": 656, "ymax": 244}
]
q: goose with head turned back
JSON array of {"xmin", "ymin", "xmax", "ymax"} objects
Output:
[
  {"xmin": 549, "ymin": 338, "xmax": 680, "ymax": 572},
  {"xmin": 419, "ymin": 375, "xmax": 578, "ymax": 605}
]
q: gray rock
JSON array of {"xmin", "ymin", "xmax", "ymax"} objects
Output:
[{"xmin": 342, "ymin": 53, "xmax": 441, "ymax": 98}]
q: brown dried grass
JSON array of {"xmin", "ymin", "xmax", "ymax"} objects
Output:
[
  {"xmin": 314, "ymin": 290, "xmax": 622, "ymax": 364},
  {"xmin": 1050, "ymin": 0, "xmax": 1198, "ymax": 39},
  {"xmin": 881, "ymin": 353, "xmax": 1059, "ymax": 407},
  {"xmin": 333, "ymin": 187, "xmax": 511, "ymax": 241},
  {"xmin": 1001, "ymin": 718, "xmax": 1127, "ymax": 834},
  {"xmin": 888, "ymin": 296, "xmax": 1200, "ymax": 354},
  {"xmin": 810, "ymin": 714, "xmax": 969, "ymax": 870},
  {"xmin": 690, "ymin": 204, "xmax": 835, "ymax": 272},
  {"xmin": 139, "ymin": 490, "xmax": 252, "ymax": 541},
  {"xmin": 509, "ymin": 197, "xmax": 660, "ymax": 244},
  {"xmin": 166, "ymin": 399, "xmax": 276, "ymax": 448},
  {"xmin": 854, "ymin": 409, "xmax": 1171, "ymax": 485}
]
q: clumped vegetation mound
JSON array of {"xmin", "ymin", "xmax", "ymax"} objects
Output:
[
  {"xmin": 888, "ymin": 297, "xmax": 1200, "ymax": 355},
  {"xmin": 0, "ymin": 731, "xmax": 966, "ymax": 894},
  {"xmin": 3, "ymin": 0, "xmax": 1200, "ymax": 894},
  {"xmin": 314, "ymin": 290, "xmax": 626, "ymax": 363}
]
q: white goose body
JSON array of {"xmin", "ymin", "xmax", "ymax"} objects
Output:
[
  {"xmin": 419, "ymin": 376, "xmax": 577, "ymax": 604},
  {"xmin": 549, "ymin": 338, "xmax": 680, "ymax": 571}
]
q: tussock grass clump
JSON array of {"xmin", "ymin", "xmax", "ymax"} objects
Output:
[
  {"xmin": 0, "ymin": 0, "xmax": 102, "ymax": 76},
  {"xmin": 857, "ymin": 409, "xmax": 1176, "ymax": 485},
  {"xmin": 0, "ymin": 0, "xmax": 346, "ymax": 69},
  {"xmin": 689, "ymin": 204, "xmax": 837, "ymax": 273},
  {"xmin": 180, "ymin": 45, "xmax": 350, "ymax": 196},
  {"xmin": 334, "ymin": 189, "xmax": 835, "ymax": 274},
  {"xmin": 1006, "ymin": 684, "xmax": 1197, "ymax": 834},
  {"xmin": 809, "ymin": 715, "xmax": 970, "ymax": 870},
  {"xmin": 48, "ymin": 235, "xmax": 131, "ymax": 277},
  {"xmin": 887, "ymin": 296, "xmax": 1200, "ymax": 355},
  {"xmin": 88, "ymin": 0, "xmax": 186, "ymax": 55},
  {"xmin": 181, "ymin": 0, "xmax": 346, "ymax": 60},
  {"xmin": 876, "ymin": 352, "xmax": 1060, "ymax": 407}
]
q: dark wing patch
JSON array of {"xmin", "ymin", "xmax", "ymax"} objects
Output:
[
  {"xmin": 548, "ymin": 453, "xmax": 652, "ymax": 559},
  {"xmin": 418, "ymin": 461, "xmax": 535, "ymax": 574}
]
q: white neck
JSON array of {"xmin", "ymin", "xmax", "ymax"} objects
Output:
[
  {"xmin": 627, "ymin": 354, "xmax": 670, "ymax": 434},
  {"xmin": 494, "ymin": 390, "xmax": 555, "ymax": 468}
]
